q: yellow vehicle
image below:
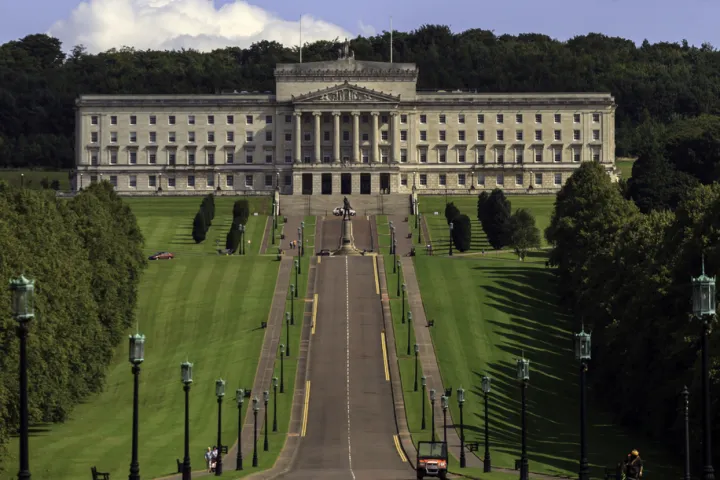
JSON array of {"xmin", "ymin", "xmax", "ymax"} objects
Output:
[{"xmin": 416, "ymin": 441, "xmax": 448, "ymax": 479}]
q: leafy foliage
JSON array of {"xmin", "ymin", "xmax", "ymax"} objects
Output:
[
  {"xmin": 477, "ymin": 191, "xmax": 490, "ymax": 224},
  {"xmin": 508, "ymin": 208, "xmax": 541, "ymax": 259},
  {"xmin": 444, "ymin": 202, "xmax": 460, "ymax": 224},
  {"xmin": 233, "ymin": 199, "xmax": 250, "ymax": 225},
  {"xmin": 479, "ymin": 189, "xmax": 512, "ymax": 250},
  {"xmin": 450, "ymin": 214, "xmax": 471, "ymax": 252},
  {"xmin": 191, "ymin": 211, "xmax": 206, "ymax": 244},
  {"xmin": 0, "ymin": 181, "xmax": 144, "ymax": 466}
]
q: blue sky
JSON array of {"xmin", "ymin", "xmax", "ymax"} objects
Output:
[{"xmin": 0, "ymin": 0, "xmax": 718, "ymax": 53}]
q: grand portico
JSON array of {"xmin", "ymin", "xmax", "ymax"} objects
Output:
[{"xmin": 73, "ymin": 41, "xmax": 617, "ymax": 197}]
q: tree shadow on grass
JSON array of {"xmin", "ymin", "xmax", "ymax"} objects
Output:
[{"xmin": 465, "ymin": 263, "xmax": 680, "ymax": 480}]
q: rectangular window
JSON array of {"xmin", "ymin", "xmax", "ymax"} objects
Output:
[
  {"xmin": 439, "ymin": 174, "xmax": 446, "ymax": 186},
  {"xmin": 496, "ymin": 174, "xmax": 504, "ymax": 186},
  {"xmin": 109, "ymin": 176, "xmax": 117, "ymax": 187},
  {"xmin": 91, "ymin": 116, "xmax": 99, "ymax": 125},
  {"xmin": 497, "ymin": 150, "xmax": 505, "ymax": 164},
  {"xmin": 149, "ymin": 132, "xmax": 156, "ymax": 143},
  {"xmin": 381, "ymin": 152, "xmax": 388, "ymax": 163},
  {"xmin": 477, "ymin": 150, "xmax": 485, "ymax": 164},
  {"xmin": 381, "ymin": 131, "xmax": 389, "ymax": 141},
  {"xmin": 478, "ymin": 174, "xmax": 485, "ymax": 186},
  {"xmin": 168, "ymin": 132, "xmax": 176, "ymax": 143},
  {"xmin": 169, "ymin": 152, "xmax": 176, "ymax": 165},
  {"xmin": 129, "ymin": 132, "xmax": 137, "ymax": 143},
  {"xmin": 285, "ymin": 115, "xmax": 292, "ymax": 123},
  {"xmin": 439, "ymin": 114, "xmax": 446, "ymax": 124},
  {"xmin": 149, "ymin": 115, "xmax": 156, "ymax": 125},
  {"xmin": 227, "ymin": 131, "xmax": 234, "ymax": 142},
  {"xmin": 168, "ymin": 177, "xmax": 176, "ymax": 187},
  {"xmin": 592, "ymin": 113, "xmax": 601, "ymax": 123},
  {"xmin": 458, "ymin": 151, "xmax": 466, "ymax": 163},
  {"xmin": 284, "ymin": 174, "xmax": 292, "ymax": 186},
  {"xmin": 573, "ymin": 149, "xmax": 581, "ymax": 162},
  {"xmin": 554, "ymin": 148, "xmax": 562, "ymax": 162},
  {"xmin": 573, "ymin": 130, "xmax": 581, "ymax": 141},
  {"xmin": 246, "ymin": 131, "xmax": 254, "ymax": 142},
  {"xmin": 188, "ymin": 152, "xmax": 195, "ymax": 165},
  {"xmin": 554, "ymin": 130, "xmax": 562, "ymax": 141},
  {"xmin": 304, "ymin": 133, "xmax": 311, "ymax": 142},
  {"xmin": 458, "ymin": 131, "xmax": 465, "ymax": 142},
  {"xmin": 226, "ymin": 115, "xmax": 234, "ymax": 125},
  {"xmin": 458, "ymin": 114, "xmax": 465, "ymax": 124},
  {"xmin": 149, "ymin": 152, "xmax": 157, "ymax": 164},
  {"xmin": 265, "ymin": 175, "xmax": 273, "ymax": 187},
  {"xmin": 496, "ymin": 130, "xmax": 504, "ymax": 141},
  {"xmin": 477, "ymin": 114, "xmax": 485, "ymax": 124},
  {"xmin": 324, "ymin": 131, "xmax": 330, "ymax": 142},
  {"xmin": 342, "ymin": 115, "xmax": 349, "ymax": 124},
  {"xmin": 246, "ymin": 154, "xmax": 253, "ymax": 164},
  {"xmin": 168, "ymin": 115, "xmax": 176, "ymax": 125},
  {"xmin": 400, "ymin": 114, "xmax": 408, "ymax": 124},
  {"xmin": 515, "ymin": 130, "xmax": 523, "ymax": 141},
  {"xmin": 515, "ymin": 174, "xmax": 523, "ymax": 186},
  {"xmin": 130, "ymin": 115, "xmax": 137, "ymax": 125},
  {"xmin": 188, "ymin": 115, "xmax": 195, "ymax": 125},
  {"xmin": 188, "ymin": 132, "xmax": 196, "ymax": 143},
  {"xmin": 401, "ymin": 148, "xmax": 407, "ymax": 163},
  {"xmin": 266, "ymin": 115, "xmax": 273, "ymax": 124},
  {"xmin": 110, "ymin": 115, "xmax": 117, "ymax": 125},
  {"xmin": 381, "ymin": 115, "xmax": 388, "ymax": 124},
  {"xmin": 401, "ymin": 174, "xmax": 408, "ymax": 186},
  {"xmin": 285, "ymin": 132, "xmax": 292, "ymax": 141},
  {"xmin": 400, "ymin": 130, "xmax": 407, "ymax": 141},
  {"xmin": 105, "ymin": 131, "xmax": 115, "ymax": 143},
  {"xmin": 535, "ymin": 173, "xmax": 542, "ymax": 185},
  {"xmin": 303, "ymin": 155, "xmax": 311, "ymax": 163},
  {"xmin": 554, "ymin": 173, "xmax": 562, "ymax": 185},
  {"xmin": 226, "ymin": 151, "xmax": 234, "ymax": 164},
  {"xmin": 573, "ymin": 113, "xmax": 581, "ymax": 123},
  {"xmin": 91, "ymin": 132, "xmax": 98, "ymax": 143},
  {"xmin": 554, "ymin": 114, "xmax": 561, "ymax": 123},
  {"xmin": 207, "ymin": 115, "xmax": 215, "ymax": 125},
  {"xmin": 207, "ymin": 132, "xmax": 215, "ymax": 142},
  {"xmin": 343, "ymin": 131, "xmax": 350, "ymax": 141},
  {"xmin": 265, "ymin": 131, "xmax": 273, "ymax": 142},
  {"xmin": 227, "ymin": 175, "xmax": 234, "ymax": 187},
  {"xmin": 535, "ymin": 148, "xmax": 543, "ymax": 162},
  {"xmin": 534, "ymin": 130, "xmax": 542, "ymax": 141},
  {"xmin": 439, "ymin": 151, "xmax": 446, "ymax": 163},
  {"xmin": 420, "ymin": 131, "xmax": 427, "ymax": 141},
  {"xmin": 245, "ymin": 175, "xmax": 254, "ymax": 187},
  {"xmin": 438, "ymin": 131, "xmax": 446, "ymax": 142},
  {"xmin": 496, "ymin": 114, "xmax": 504, "ymax": 124},
  {"xmin": 535, "ymin": 113, "xmax": 542, "ymax": 123},
  {"xmin": 129, "ymin": 151, "xmax": 136, "ymax": 164},
  {"xmin": 109, "ymin": 151, "xmax": 117, "ymax": 164},
  {"xmin": 458, "ymin": 173, "xmax": 466, "ymax": 185},
  {"xmin": 516, "ymin": 149, "xmax": 524, "ymax": 163},
  {"xmin": 285, "ymin": 150, "xmax": 292, "ymax": 163},
  {"xmin": 420, "ymin": 152, "xmax": 427, "ymax": 163},
  {"xmin": 188, "ymin": 175, "xmax": 195, "ymax": 187},
  {"xmin": 265, "ymin": 154, "xmax": 273, "ymax": 164},
  {"xmin": 362, "ymin": 115, "xmax": 369, "ymax": 123},
  {"xmin": 515, "ymin": 113, "xmax": 523, "ymax": 123},
  {"xmin": 149, "ymin": 175, "xmax": 157, "ymax": 187},
  {"xmin": 592, "ymin": 149, "xmax": 601, "ymax": 162},
  {"xmin": 362, "ymin": 151, "xmax": 369, "ymax": 163},
  {"xmin": 207, "ymin": 174, "xmax": 215, "ymax": 187},
  {"xmin": 419, "ymin": 114, "xmax": 427, "ymax": 124},
  {"xmin": 419, "ymin": 174, "xmax": 427, "ymax": 186},
  {"xmin": 593, "ymin": 130, "xmax": 600, "ymax": 141},
  {"xmin": 477, "ymin": 130, "xmax": 485, "ymax": 141}
]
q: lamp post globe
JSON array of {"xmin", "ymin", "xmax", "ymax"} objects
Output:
[
  {"xmin": 574, "ymin": 327, "xmax": 592, "ymax": 480},
  {"xmin": 10, "ymin": 275, "xmax": 35, "ymax": 480},
  {"xmin": 127, "ymin": 332, "xmax": 145, "ymax": 480},
  {"xmin": 235, "ymin": 389, "xmax": 245, "ymax": 471},
  {"xmin": 272, "ymin": 378, "xmax": 279, "ymax": 432},
  {"xmin": 215, "ymin": 379, "xmax": 226, "ymax": 475},
  {"xmin": 458, "ymin": 387, "xmax": 466, "ymax": 468},
  {"xmin": 481, "ymin": 375, "xmax": 492, "ymax": 472},
  {"xmin": 517, "ymin": 357, "xmax": 530, "ymax": 480},
  {"xmin": 181, "ymin": 361, "xmax": 193, "ymax": 479},
  {"xmin": 692, "ymin": 255, "xmax": 717, "ymax": 480}
]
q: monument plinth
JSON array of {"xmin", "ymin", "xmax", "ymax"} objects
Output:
[{"xmin": 331, "ymin": 197, "xmax": 364, "ymax": 256}]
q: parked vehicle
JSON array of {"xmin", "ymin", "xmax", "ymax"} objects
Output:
[
  {"xmin": 416, "ymin": 441, "xmax": 448, "ymax": 479},
  {"xmin": 148, "ymin": 251, "xmax": 174, "ymax": 260}
]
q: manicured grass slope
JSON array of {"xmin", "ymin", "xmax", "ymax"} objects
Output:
[
  {"xmin": 413, "ymin": 253, "xmax": 679, "ymax": 479},
  {"xmin": 1, "ymin": 197, "xmax": 285, "ymax": 480},
  {"xmin": 419, "ymin": 195, "xmax": 555, "ymax": 253},
  {"xmin": 0, "ymin": 169, "xmax": 70, "ymax": 190}
]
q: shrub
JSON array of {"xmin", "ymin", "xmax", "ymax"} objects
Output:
[
  {"xmin": 444, "ymin": 202, "xmax": 460, "ymax": 224},
  {"xmin": 481, "ymin": 189, "xmax": 513, "ymax": 249},
  {"xmin": 233, "ymin": 199, "xmax": 250, "ymax": 225},
  {"xmin": 509, "ymin": 208, "xmax": 541, "ymax": 260},
  {"xmin": 451, "ymin": 214, "xmax": 472, "ymax": 252},
  {"xmin": 192, "ymin": 211, "xmax": 206, "ymax": 243},
  {"xmin": 225, "ymin": 217, "xmax": 243, "ymax": 252}
]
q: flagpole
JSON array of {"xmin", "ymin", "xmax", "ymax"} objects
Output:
[
  {"xmin": 299, "ymin": 16, "xmax": 303, "ymax": 63},
  {"xmin": 390, "ymin": 16, "xmax": 393, "ymax": 63}
]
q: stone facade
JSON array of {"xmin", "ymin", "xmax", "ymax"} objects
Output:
[{"xmin": 73, "ymin": 42, "xmax": 617, "ymax": 196}]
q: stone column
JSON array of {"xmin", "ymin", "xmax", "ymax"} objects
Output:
[
  {"xmin": 313, "ymin": 112, "xmax": 322, "ymax": 163},
  {"xmin": 391, "ymin": 112, "xmax": 400, "ymax": 163},
  {"xmin": 333, "ymin": 112, "xmax": 341, "ymax": 162},
  {"xmin": 352, "ymin": 112, "xmax": 360, "ymax": 162},
  {"xmin": 371, "ymin": 111, "xmax": 379, "ymax": 163},
  {"xmin": 294, "ymin": 113, "xmax": 302, "ymax": 163}
]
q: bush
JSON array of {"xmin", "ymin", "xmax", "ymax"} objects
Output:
[
  {"xmin": 509, "ymin": 208, "xmax": 541, "ymax": 259},
  {"xmin": 451, "ymin": 214, "xmax": 472, "ymax": 252},
  {"xmin": 477, "ymin": 191, "xmax": 490, "ymax": 223},
  {"xmin": 192, "ymin": 211, "xmax": 206, "ymax": 243},
  {"xmin": 233, "ymin": 199, "xmax": 250, "ymax": 225},
  {"xmin": 444, "ymin": 202, "xmax": 460, "ymax": 224},
  {"xmin": 481, "ymin": 189, "xmax": 513, "ymax": 249},
  {"xmin": 225, "ymin": 216, "xmax": 243, "ymax": 252}
]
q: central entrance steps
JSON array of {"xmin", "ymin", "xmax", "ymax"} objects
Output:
[{"xmin": 280, "ymin": 194, "xmax": 411, "ymax": 217}]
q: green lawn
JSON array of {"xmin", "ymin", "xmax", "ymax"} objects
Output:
[
  {"xmin": 418, "ymin": 195, "xmax": 555, "ymax": 253},
  {"xmin": 0, "ymin": 169, "xmax": 71, "ymax": 190},
  {"xmin": 0, "ymin": 196, "xmax": 305, "ymax": 480},
  {"xmin": 412, "ymin": 253, "xmax": 681, "ymax": 479},
  {"xmin": 616, "ymin": 158, "xmax": 635, "ymax": 180}
]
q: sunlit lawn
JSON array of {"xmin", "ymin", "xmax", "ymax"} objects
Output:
[{"xmin": 0, "ymin": 169, "xmax": 70, "ymax": 190}]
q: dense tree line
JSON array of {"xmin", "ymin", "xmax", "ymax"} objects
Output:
[
  {"xmin": 546, "ymin": 161, "xmax": 720, "ymax": 466},
  {"xmin": 477, "ymin": 189, "xmax": 541, "ymax": 257},
  {"xmin": 3, "ymin": 30, "xmax": 720, "ymax": 169},
  {"xmin": 0, "ymin": 181, "xmax": 145, "ymax": 468}
]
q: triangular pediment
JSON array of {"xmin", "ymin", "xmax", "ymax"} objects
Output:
[{"xmin": 292, "ymin": 81, "xmax": 400, "ymax": 104}]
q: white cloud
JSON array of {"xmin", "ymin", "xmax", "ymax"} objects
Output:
[{"xmin": 48, "ymin": 0, "xmax": 355, "ymax": 53}]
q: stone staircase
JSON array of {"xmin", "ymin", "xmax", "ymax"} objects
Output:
[{"xmin": 279, "ymin": 194, "xmax": 411, "ymax": 217}]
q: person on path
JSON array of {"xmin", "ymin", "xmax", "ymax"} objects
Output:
[
  {"xmin": 623, "ymin": 449, "xmax": 644, "ymax": 480},
  {"xmin": 204, "ymin": 446, "xmax": 212, "ymax": 472}
]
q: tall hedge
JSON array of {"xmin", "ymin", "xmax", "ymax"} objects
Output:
[
  {"xmin": 444, "ymin": 202, "xmax": 460, "ymax": 224},
  {"xmin": 233, "ymin": 199, "xmax": 250, "ymax": 225},
  {"xmin": 0, "ymin": 181, "xmax": 145, "ymax": 462},
  {"xmin": 451, "ymin": 214, "xmax": 472, "ymax": 252},
  {"xmin": 225, "ymin": 217, "xmax": 243, "ymax": 252},
  {"xmin": 192, "ymin": 211, "xmax": 206, "ymax": 244}
]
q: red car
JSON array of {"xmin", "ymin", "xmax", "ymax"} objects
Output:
[{"xmin": 149, "ymin": 251, "xmax": 174, "ymax": 260}]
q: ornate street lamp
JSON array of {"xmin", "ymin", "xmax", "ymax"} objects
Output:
[
  {"xmin": 396, "ymin": 259, "xmax": 401, "ymax": 297},
  {"xmin": 181, "ymin": 361, "xmax": 193, "ymax": 480},
  {"xmin": 407, "ymin": 311, "xmax": 413, "ymax": 356},
  {"xmin": 683, "ymin": 386, "xmax": 691, "ymax": 480},
  {"xmin": 401, "ymin": 283, "xmax": 407, "ymax": 324},
  {"xmin": 285, "ymin": 312, "xmax": 291, "ymax": 356},
  {"xmin": 252, "ymin": 397, "xmax": 259, "ymax": 467},
  {"xmin": 215, "ymin": 379, "xmax": 226, "ymax": 476},
  {"xmin": 417, "ymin": 212, "xmax": 422, "ymax": 244},
  {"xmin": 692, "ymin": 256, "xmax": 716, "ymax": 480},
  {"xmin": 415, "ymin": 199, "xmax": 419, "ymax": 229},
  {"xmin": 263, "ymin": 391, "xmax": 269, "ymax": 451},
  {"xmin": 128, "ymin": 332, "xmax": 145, "ymax": 480},
  {"xmin": 441, "ymin": 395, "xmax": 448, "ymax": 445},
  {"xmin": 430, "ymin": 388, "xmax": 437, "ymax": 442},
  {"xmin": 279, "ymin": 344, "xmax": 285, "ymax": 392},
  {"xmin": 458, "ymin": 387, "xmax": 466, "ymax": 468},
  {"xmin": 449, "ymin": 222, "xmax": 454, "ymax": 256},
  {"xmin": 295, "ymin": 260, "xmax": 300, "ymax": 292},
  {"xmin": 421, "ymin": 376, "xmax": 427, "ymax": 430},
  {"xmin": 413, "ymin": 344, "xmax": 420, "ymax": 391},
  {"xmin": 517, "ymin": 357, "xmax": 530, "ymax": 480},
  {"xmin": 574, "ymin": 327, "xmax": 592, "ymax": 480},
  {"xmin": 272, "ymin": 199, "xmax": 276, "ymax": 245},
  {"xmin": 10, "ymin": 275, "xmax": 34, "ymax": 480},
  {"xmin": 235, "ymin": 389, "xmax": 244, "ymax": 471},
  {"xmin": 301, "ymin": 221, "xmax": 305, "ymax": 257},
  {"xmin": 290, "ymin": 286, "xmax": 295, "ymax": 325},
  {"xmin": 272, "ymin": 378, "xmax": 279, "ymax": 432},
  {"xmin": 481, "ymin": 376, "xmax": 492, "ymax": 472}
]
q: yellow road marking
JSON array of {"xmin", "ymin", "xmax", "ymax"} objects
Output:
[
  {"xmin": 393, "ymin": 435, "xmax": 408, "ymax": 462},
  {"xmin": 381, "ymin": 331, "xmax": 390, "ymax": 381},
  {"xmin": 318, "ymin": 256, "xmax": 321, "ymax": 264},
  {"xmin": 373, "ymin": 255, "xmax": 380, "ymax": 295},
  {"xmin": 312, "ymin": 294, "xmax": 318, "ymax": 335},
  {"xmin": 301, "ymin": 380, "xmax": 311, "ymax": 436}
]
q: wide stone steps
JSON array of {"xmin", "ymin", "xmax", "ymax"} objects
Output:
[{"xmin": 280, "ymin": 195, "xmax": 411, "ymax": 217}]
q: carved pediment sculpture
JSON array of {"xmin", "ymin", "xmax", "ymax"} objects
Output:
[
  {"xmin": 293, "ymin": 83, "xmax": 400, "ymax": 104},
  {"xmin": 320, "ymin": 89, "xmax": 373, "ymax": 102}
]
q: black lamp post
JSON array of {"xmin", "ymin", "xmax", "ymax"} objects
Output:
[
  {"xmin": 290, "ymin": 286, "xmax": 295, "ymax": 325},
  {"xmin": 215, "ymin": 379, "xmax": 226, "ymax": 476},
  {"xmin": 407, "ymin": 311, "xmax": 413, "ymax": 356},
  {"xmin": 517, "ymin": 357, "xmax": 530, "ymax": 480},
  {"xmin": 683, "ymin": 386, "xmax": 691, "ymax": 480},
  {"xmin": 294, "ymin": 262, "xmax": 299, "ymax": 296},
  {"xmin": 10, "ymin": 275, "xmax": 34, "ymax": 480},
  {"xmin": 413, "ymin": 343, "xmax": 420, "ymax": 391},
  {"xmin": 449, "ymin": 222, "xmax": 454, "ymax": 256},
  {"xmin": 252, "ymin": 397, "xmax": 259, "ymax": 467},
  {"xmin": 238, "ymin": 224, "xmax": 245, "ymax": 255},
  {"xmin": 417, "ymin": 212, "xmax": 422, "ymax": 244},
  {"xmin": 441, "ymin": 395, "xmax": 448, "ymax": 445},
  {"xmin": 235, "ymin": 389, "xmax": 244, "ymax": 471},
  {"xmin": 297, "ymin": 227, "xmax": 301, "ymax": 257},
  {"xmin": 421, "ymin": 376, "xmax": 427, "ymax": 430},
  {"xmin": 272, "ymin": 378, "xmax": 278, "ymax": 432},
  {"xmin": 481, "ymin": 376, "xmax": 492, "ymax": 472},
  {"xmin": 272, "ymin": 199, "xmax": 276, "ymax": 245},
  {"xmin": 263, "ymin": 391, "xmax": 269, "ymax": 451},
  {"xmin": 390, "ymin": 221, "xmax": 395, "ymax": 258},
  {"xmin": 415, "ymin": 199, "xmax": 419, "ymax": 229},
  {"xmin": 401, "ymin": 283, "xmax": 407, "ymax": 324},
  {"xmin": 181, "ymin": 361, "xmax": 193, "ymax": 480},
  {"xmin": 285, "ymin": 313, "xmax": 291, "ymax": 356},
  {"xmin": 301, "ymin": 221, "xmax": 306, "ymax": 256},
  {"xmin": 394, "ymin": 239, "xmax": 397, "ymax": 263},
  {"xmin": 397, "ymin": 260, "xmax": 401, "ymax": 297},
  {"xmin": 458, "ymin": 387, "xmax": 466, "ymax": 468},
  {"xmin": 574, "ymin": 327, "xmax": 592, "ymax": 480},
  {"xmin": 279, "ymin": 344, "xmax": 285, "ymax": 393},
  {"xmin": 692, "ymin": 256, "xmax": 716, "ymax": 480},
  {"xmin": 430, "ymin": 388, "xmax": 437, "ymax": 442},
  {"xmin": 128, "ymin": 332, "xmax": 146, "ymax": 480}
]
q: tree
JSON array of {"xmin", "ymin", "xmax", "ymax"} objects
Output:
[
  {"xmin": 192, "ymin": 211, "xmax": 206, "ymax": 243},
  {"xmin": 233, "ymin": 199, "xmax": 250, "ymax": 225},
  {"xmin": 225, "ymin": 217, "xmax": 243, "ymax": 252},
  {"xmin": 481, "ymin": 189, "xmax": 512, "ymax": 250},
  {"xmin": 509, "ymin": 209, "xmax": 541, "ymax": 259},
  {"xmin": 444, "ymin": 202, "xmax": 460, "ymax": 224},
  {"xmin": 450, "ymin": 214, "xmax": 471, "ymax": 252},
  {"xmin": 477, "ymin": 191, "xmax": 490, "ymax": 224},
  {"xmin": 628, "ymin": 153, "xmax": 699, "ymax": 213}
]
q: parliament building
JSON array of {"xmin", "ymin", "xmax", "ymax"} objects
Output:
[{"xmin": 73, "ymin": 43, "xmax": 617, "ymax": 196}]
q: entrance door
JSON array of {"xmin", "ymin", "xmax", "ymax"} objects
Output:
[
  {"xmin": 302, "ymin": 174, "xmax": 313, "ymax": 195},
  {"xmin": 380, "ymin": 173, "xmax": 391, "ymax": 194},
  {"xmin": 321, "ymin": 173, "xmax": 332, "ymax": 195},
  {"xmin": 360, "ymin": 173, "xmax": 371, "ymax": 195},
  {"xmin": 341, "ymin": 173, "xmax": 352, "ymax": 195}
]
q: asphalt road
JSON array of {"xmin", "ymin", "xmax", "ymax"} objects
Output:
[
  {"xmin": 320, "ymin": 216, "xmax": 374, "ymax": 253},
  {"xmin": 277, "ymin": 219, "xmax": 413, "ymax": 480}
]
